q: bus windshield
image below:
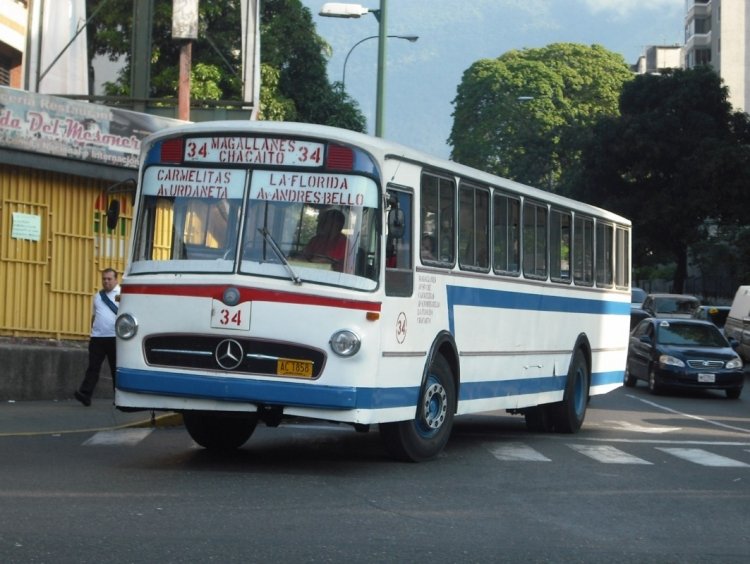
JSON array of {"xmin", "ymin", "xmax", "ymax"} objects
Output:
[{"xmin": 130, "ymin": 166, "xmax": 381, "ymax": 290}]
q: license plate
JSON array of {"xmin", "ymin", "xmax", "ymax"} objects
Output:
[
  {"xmin": 277, "ymin": 358, "xmax": 314, "ymax": 378},
  {"xmin": 210, "ymin": 300, "xmax": 251, "ymax": 330},
  {"xmin": 697, "ymin": 373, "xmax": 716, "ymax": 383}
]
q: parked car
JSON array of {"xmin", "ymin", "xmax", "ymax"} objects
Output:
[
  {"xmin": 625, "ymin": 318, "xmax": 744, "ymax": 398},
  {"xmin": 630, "ymin": 307, "xmax": 651, "ymax": 331},
  {"xmin": 631, "ymin": 287, "xmax": 647, "ymax": 309},
  {"xmin": 694, "ymin": 305, "xmax": 730, "ymax": 329},
  {"xmin": 641, "ymin": 293, "xmax": 701, "ymax": 318},
  {"xmin": 723, "ymin": 285, "xmax": 750, "ymax": 361}
]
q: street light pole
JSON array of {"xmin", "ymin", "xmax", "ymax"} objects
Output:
[
  {"xmin": 342, "ymin": 34, "xmax": 418, "ymax": 90},
  {"xmin": 374, "ymin": 0, "xmax": 387, "ymax": 137},
  {"xmin": 320, "ymin": 1, "xmax": 396, "ymax": 137}
]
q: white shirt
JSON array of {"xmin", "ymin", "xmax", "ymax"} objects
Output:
[{"xmin": 91, "ymin": 284, "xmax": 121, "ymax": 337}]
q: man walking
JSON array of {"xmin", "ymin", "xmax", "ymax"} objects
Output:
[{"xmin": 74, "ymin": 268, "xmax": 120, "ymax": 406}]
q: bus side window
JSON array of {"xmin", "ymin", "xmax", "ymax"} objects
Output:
[{"xmin": 385, "ymin": 189, "xmax": 413, "ymax": 297}]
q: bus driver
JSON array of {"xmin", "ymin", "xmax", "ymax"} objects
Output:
[{"xmin": 302, "ymin": 208, "xmax": 347, "ymax": 271}]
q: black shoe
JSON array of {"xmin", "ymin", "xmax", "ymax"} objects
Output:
[{"xmin": 74, "ymin": 390, "xmax": 91, "ymax": 407}]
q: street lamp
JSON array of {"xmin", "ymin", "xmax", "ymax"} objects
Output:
[
  {"xmin": 342, "ymin": 34, "xmax": 418, "ymax": 90},
  {"xmin": 320, "ymin": 1, "xmax": 389, "ymax": 137}
]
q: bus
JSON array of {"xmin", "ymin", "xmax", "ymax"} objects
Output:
[{"xmin": 110, "ymin": 121, "xmax": 631, "ymax": 461}]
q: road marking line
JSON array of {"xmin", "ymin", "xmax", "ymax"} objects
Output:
[
  {"xmin": 569, "ymin": 444, "xmax": 652, "ymax": 464},
  {"xmin": 486, "ymin": 442, "xmax": 551, "ymax": 462},
  {"xmin": 626, "ymin": 394, "xmax": 750, "ymax": 434},
  {"xmin": 656, "ymin": 447, "xmax": 750, "ymax": 467},
  {"xmin": 602, "ymin": 420, "xmax": 682, "ymax": 433},
  {"xmin": 83, "ymin": 429, "xmax": 153, "ymax": 446}
]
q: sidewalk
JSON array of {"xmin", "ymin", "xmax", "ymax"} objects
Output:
[{"xmin": 0, "ymin": 398, "xmax": 182, "ymax": 436}]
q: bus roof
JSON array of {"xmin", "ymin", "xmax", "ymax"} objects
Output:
[{"xmin": 141, "ymin": 120, "xmax": 630, "ymax": 226}]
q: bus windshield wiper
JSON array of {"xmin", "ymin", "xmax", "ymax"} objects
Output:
[{"xmin": 257, "ymin": 227, "xmax": 302, "ymax": 285}]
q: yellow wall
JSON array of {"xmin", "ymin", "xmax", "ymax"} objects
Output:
[{"xmin": 0, "ymin": 165, "xmax": 131, "ymax": 340}]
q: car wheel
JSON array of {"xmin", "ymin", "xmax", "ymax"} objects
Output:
[
  {"xmin": 623, "ymin": 363, "xmax": 637, "ymax": 387},
  {"xmin": 380, "ymin": 354, "xmax": 456, "ymax": 462},
  {"xmin": 647, "ymin": 367, "xmax": 662, "ymax": 395},
  {"xmin": 726, "ymin": 388, "xmax": 742, "ymax": 399}
]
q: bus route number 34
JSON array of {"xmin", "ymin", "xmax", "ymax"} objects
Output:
[{"xmin": 210, "ymin": 300, "xmax": 251, "ymax": 331}]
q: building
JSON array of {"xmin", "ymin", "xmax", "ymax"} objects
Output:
[
  {"xmin": 684, "ymin": 0, "xmax": 750, "ymax": 112},
  {"xmin": 0, "ymin": 0, "xmax": 27, "ymax": 88},
  {"xmin": 632, "ymin": 45, "xmax": 683, "ymax": 74}
]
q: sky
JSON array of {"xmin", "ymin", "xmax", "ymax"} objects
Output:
[{"xmin": 300, "ymin": 0, "xmax": 686, "ymax": 159}]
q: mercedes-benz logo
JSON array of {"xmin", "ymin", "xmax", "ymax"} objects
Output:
[{"xmin": 215, "ymin": 339, "xmax": 244, "ymax": 370}]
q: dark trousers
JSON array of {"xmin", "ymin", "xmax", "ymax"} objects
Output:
[{"xmin": 78, "ymin": 337, "xmax": 117, "ymax": 398}]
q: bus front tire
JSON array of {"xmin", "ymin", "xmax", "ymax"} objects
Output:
[
  {"xmin": 380, "ymin": 355, "xmax": 456, "ymax": 462},
  {"xmin": 183, "ymin": 411, "xmax": 258, "ymax": 451}
]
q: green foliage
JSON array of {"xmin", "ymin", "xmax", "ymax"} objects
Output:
[
  {"xmin": 449, "ymin": 43, "xmax": 632, "ymax": 189},
  {"xmin": 569, "ymin": 67, "xmax": 750, "ymax": 292},
  {"xmin": 86, "ymin": 0, "xmax": 365, "ymax": 130}
]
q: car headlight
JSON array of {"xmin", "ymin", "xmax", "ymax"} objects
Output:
[
  {"xmin": 659, "ymin": 354, "xmax": 685, "ymax": 368},
  {"xmin": 726, "ymin": 356, "xmax": 743, "ymax": 370},
  {"xmin": 329, "ymin": 330, "xmax": 361, "ymax": 357},
  {"xmin": 115, "ymin": 313, "xmax": 138, "ymax": 340}
]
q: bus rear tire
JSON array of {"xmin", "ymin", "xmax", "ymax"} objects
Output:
[
  {"xmin": 550, "ymin": 348, "xmax": 589, "ymax": 433},
  {"xmin": 183, "ymin": 411, "xmax": 258, "ymax": 451},
  {"xmin": 380, "ymin": 355, "xmax": 455, "ymax": 462}
]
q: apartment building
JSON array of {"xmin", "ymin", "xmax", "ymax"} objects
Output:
[{"xmin": 684, "ymin": 0, "xmax": 750, "ymax": 112}]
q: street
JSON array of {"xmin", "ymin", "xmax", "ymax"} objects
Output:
[{"xmin": 1, "ymin": 382, "xmax": 750, "ymax": 563}]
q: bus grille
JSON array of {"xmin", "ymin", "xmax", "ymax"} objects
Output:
[{"xmin": 143, "ymin": 335, "xmax": 326, "ymax": 378}]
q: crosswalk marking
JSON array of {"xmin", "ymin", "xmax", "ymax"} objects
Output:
[
  {"xmin": 487, "ymin": 442, "xmax": 551, "ymax": 462},
  {"xmin": 568, "ymin": 444, "xmax": 652, "ymax": 465},
  {"xmin": 655, "ymin": 447, "xmax": 750, "ymax": 468},
  {"xmin": 83, "ymin": 429, "xmax": 153, "ymax": 446}
]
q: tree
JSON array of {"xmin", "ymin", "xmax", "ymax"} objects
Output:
[
  {"xmin": 449, "ymin": 43, "xmax": 632, "ymax": 189},
  {"xmin": 569, "ymin": 67, "xmax": 750, "ymax": 293},
  {"xmin": 85, "ymin": 0, "xmax": 365, "ymax": 131}
]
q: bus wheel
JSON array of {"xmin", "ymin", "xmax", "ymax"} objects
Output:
[
  {"xmin": 524, "ymin": 405, "xmax": 554, "ymax": 432},
  {"xmin": 550, "ymin": 349, "xmax": 589, "ymax": 433},
  {"xmin": 183, "ymin": 411, "xmax": 258, "ymax": 451},
  {"xmin": 380, "ymin": 355, "xmax": 456, "ymax": 462}
]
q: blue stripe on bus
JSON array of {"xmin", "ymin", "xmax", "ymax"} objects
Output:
[
  {"xmin": 445, "ymin": 285, "xmax": 630, "ymax": 335},
  {"xmin": 118, "ymin": 367, "xmax": 623, "ymax": 410}
]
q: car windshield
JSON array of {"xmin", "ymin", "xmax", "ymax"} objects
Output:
[
  {"xmin": 654, "ymin": 297, "xmax": 699, "ymax": 315},
  {"xmin": 656, "ymin": 322, "xmax": 728, "ymax": 347}
]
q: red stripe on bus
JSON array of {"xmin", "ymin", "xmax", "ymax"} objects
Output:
[{"xmin": 121, "ymin": 284, "xmax": 382, "ymax": 312}]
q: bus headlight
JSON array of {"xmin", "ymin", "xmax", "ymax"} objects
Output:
[
  {"xmin": 116, "ymin": 314, "xmax": 138, "ymax": 340},
  {"xmin": 329, "ymin": 330, "xmax": 361, "ymax": 357}
]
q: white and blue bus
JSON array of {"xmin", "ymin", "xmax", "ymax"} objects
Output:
[{"xmin": 111, "ymin": 121, "xmax": 631, "ymax": 461}]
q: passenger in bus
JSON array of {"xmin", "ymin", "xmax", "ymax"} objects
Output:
[
  {"xmin": 302, "ymin": 209, "xmax": 347, "ymax": 271},
  {"xmin": 421, "ymin": 234, "xmax": 436, "ymax": 261}
]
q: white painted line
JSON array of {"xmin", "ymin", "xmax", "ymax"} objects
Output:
[
  {"xmin": 656, "ymin": 447, "xmax": 750, "ymax": 468},
  {"xmin": 602, "ymin": 420, "xmax": 682, "ymax": 434},
  {"xmin": 83, "ymin": 429, "xmax": 153, "ymax": 446},
  {"xmin": 486, "ymin": 442, "xmax": 551, "ymax": 462},
  {"xmin": 568, "ymin": 444, "xmax": 652, "ymax": 464},
  {"xmin": 626, "ymin": 394, "xmax": 750, "ymax": 434}
]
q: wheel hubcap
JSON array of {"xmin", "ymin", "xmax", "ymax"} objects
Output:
[{"xmin": 422, "ymin": 382, "xmax": 447, "ymax": 430}]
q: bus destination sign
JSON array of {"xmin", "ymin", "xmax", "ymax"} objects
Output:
[{"xmin": 184, "ymin": 137, "xmax": 324, "ymax": 167}]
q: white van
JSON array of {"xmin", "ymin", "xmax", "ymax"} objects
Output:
[{"xmin": 724, "ymin": 286, "xmax": 750, "ymax": 360}]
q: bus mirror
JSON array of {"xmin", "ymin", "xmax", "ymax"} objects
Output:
[
  {"xmin": 106, "ymin": 200, "xmax": 120, "ymax": 231},
  {"xmin": 388, "ymin": 208, "xmax": 405, "ymax": 239}
]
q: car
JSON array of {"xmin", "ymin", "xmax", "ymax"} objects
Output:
[
  {"xmin": 625, "ymin": 318, "xmax": 744, "ymax": 398},
  {"xmin": 630, "ymin": 307, "xmax": 651, "ymax": 331},
  {"xmin": 641, "ymin": 293, "xmax": 701, "ymax": 318},
  {"xmin": 694, "ymin": 305, "xmax": 730, "ymax": 329},
  {"xmin": 631, "ymin": 287, "xmax": 647, "ymax": 309}
]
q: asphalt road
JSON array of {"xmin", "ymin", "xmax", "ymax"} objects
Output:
[{"xmin": 1, "ymin": 381, "xmax": 750, "ymax": 563}]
